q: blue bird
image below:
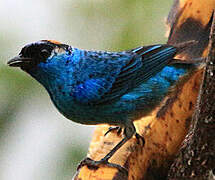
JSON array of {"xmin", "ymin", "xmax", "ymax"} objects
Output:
[{"xmin": 8, "ymin": 40, "xmax": 197, "ymax": 173}]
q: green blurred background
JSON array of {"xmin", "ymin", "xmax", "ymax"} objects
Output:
[{"xmin": 0, "ymin": 0, "xmax": 172, "ymax": 179}]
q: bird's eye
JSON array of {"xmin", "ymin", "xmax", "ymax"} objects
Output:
[{"xmin": 39, "ymin": 49, "xmax": 50, "ymax": 60}]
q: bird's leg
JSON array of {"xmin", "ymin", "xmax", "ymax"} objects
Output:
[
  {"xmin": 77, "ymin": 121, "xmax": 143, "ymax": 175},
  {"xmin": 78, "ymin": 137, "xmax": 129, "ymax": 174},
  {"xmin": 104, "ymin": 126, "xmax": 122, "ymax": 136}
]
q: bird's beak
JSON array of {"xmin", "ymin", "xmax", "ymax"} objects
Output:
[{"xmin": 7, "ymin": 56, "xmax": 32, "ymax": 67}]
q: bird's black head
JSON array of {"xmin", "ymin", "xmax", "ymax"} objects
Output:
[{"xmin": 8, "ymin": 40, "xmax": 69, "ymax": 70}]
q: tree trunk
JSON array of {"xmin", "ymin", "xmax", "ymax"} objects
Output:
[{"xmin": 167, "ymin": 12, "xmax": 215, "ymax": 180}]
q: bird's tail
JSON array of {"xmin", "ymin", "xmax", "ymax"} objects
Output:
[
  {"xmin": 172, "ymin": 40, "xmax": 198, "ymax": 53},
  {"xmin": 169, "ymin": 40, "xmax": 205, "ymax": 65}
]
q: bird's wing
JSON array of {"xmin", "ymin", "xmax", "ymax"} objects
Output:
[{"xmin": 73, "ymin": 45, "xmax": 177, "ymax": 104}]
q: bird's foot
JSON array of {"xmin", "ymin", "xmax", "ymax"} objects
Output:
[
  {"xmin": 104, "ymin": 126, "xmax": 122, "ymax": 136},
  {"xmin": 77, "ymin": 157, "xmax": 128, "ymax": 175},
  {"xmin": 105, "ymin": 127, "xmax": 145, "ymax": 146},
  {"xmin": 135, "ymin": 133, "xmax": 145, "ymax": 146}
]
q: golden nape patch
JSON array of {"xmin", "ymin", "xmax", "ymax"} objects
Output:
[
  {"xmin": 46, "ymin": 40, "xmax": 67, "ymax": 56},
  {"xmin": 47, "ymin": 40, "xmax": 62, "ymax": 45}
]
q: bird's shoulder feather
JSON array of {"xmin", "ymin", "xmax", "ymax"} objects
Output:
[{"xmin": 72, "ymin": 45, "xmax": 177, "ymax": 104}]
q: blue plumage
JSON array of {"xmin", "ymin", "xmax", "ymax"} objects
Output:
[{"xmin": 8, "ymin": 40, "xmax": 196, "ymax": 172}]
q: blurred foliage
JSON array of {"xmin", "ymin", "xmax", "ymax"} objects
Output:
[
  {"xmin": 0, "ymin": 0, "xmax": 172, "ymax": 179},
  {"xmin": 0, "ymin": 66, "xmax": 34, "ymax": 134},
  {"xmin": 57, "ymin": 144, "xmax": 86, "ymax": 179},
  {"xmin": 63, "ymin": 0, "xmax": 172, "ymax": 50}
]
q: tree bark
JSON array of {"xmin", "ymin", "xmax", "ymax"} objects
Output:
[{"xmin": 167, "ymin": 12, "xmax": 215, "ymax": 180}]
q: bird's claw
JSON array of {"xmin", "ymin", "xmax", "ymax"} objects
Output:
[
  {"xmin": 104, "ymin": 126, "xmax": 122, "ymax": 136},
  {"xmin": 135, "ymin": 133, "xmax": 145, "ymax": 146},
  {"xmin": 104, "ymin": 127, "xmax": 145, "ymax": 146},
  {"xmin": 77, "ymin": 157, "xmax": 128, "ymax": 175}
]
